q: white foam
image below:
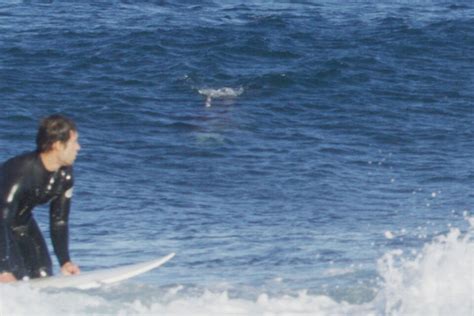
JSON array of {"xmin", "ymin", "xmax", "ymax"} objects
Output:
[
  {"xmin": 384, "ymin": 230, "xmax": 395, "ymax": 239},
  {"xmin": 323, "ymin": 267, "xmax": 356, "ymax": 277},
  {"xmin": 1, "ymin": 219, "xmax": 472, "ymax": 316},
  {"xmin": 376, "ymin": 219, "xmax": 474, "ymax": 316},
  {"xmin": 0, "ymin": 284, "xmax": 109, "ymax": 316}
]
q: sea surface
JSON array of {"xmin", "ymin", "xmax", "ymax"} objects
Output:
[{"xmin": 0, "ymin": 1, "xmax": 473, "ymax": 315}]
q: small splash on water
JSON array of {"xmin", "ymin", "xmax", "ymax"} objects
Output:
[
  {"xmin": 198, "ymin": 87, "xmax": 244, "ymax": 107},
  {"xmin": 323, "ymin": 267, "xmax": 356, "ymax": 277},
  {"xmin": 384, "ymin": 231, "xmax": 395, "ymax": 239}
]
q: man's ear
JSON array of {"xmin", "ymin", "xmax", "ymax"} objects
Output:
[{"xmin": 51, "ymin": 140, "xmax": 63, "ymax": 151}]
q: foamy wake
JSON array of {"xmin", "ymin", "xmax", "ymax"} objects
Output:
[
  {"xmin": 1, "ymin": 219, "xmax": 472, "ymax": 316},
  {"xmin": 198, "ymin": 87, "xmax": 244, "ymax": 107}
]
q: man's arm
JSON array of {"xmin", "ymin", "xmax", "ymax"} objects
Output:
[
  {"xmin": 0, "ymin": 203, "xmax": 17, "ymax": 282},
  {"xmin": 50, "ymin": 182, "xmax": 80, "ymax": 275},
  {"xmin": 0, "ymin": 182, "xmax": 21, "ymax": 282}
]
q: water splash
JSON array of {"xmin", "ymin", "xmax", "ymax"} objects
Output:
[
  {"xmin": 376, "ymin": 218, "xmax": 474, "ymax": 316},
  {"xmin": 197, "ymin": 87, "xmax": 244, "ymax": 107},
  {"xmin": 1, "ymin": 219, "xmax": 472, "ymax": 316}
]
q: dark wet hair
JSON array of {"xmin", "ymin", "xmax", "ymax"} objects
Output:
[{"xmin": 36, "ymin": 114, "xmax": 77, "ymax": 153}]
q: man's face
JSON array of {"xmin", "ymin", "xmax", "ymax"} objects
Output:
[{"xmin": 57, "ymin": 131, "xmax": 81, "ymax": 166}]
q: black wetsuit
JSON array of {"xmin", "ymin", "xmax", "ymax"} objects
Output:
[{"xmin": 0, "ymin": 151, "xmax": 74, "ymax": 279}]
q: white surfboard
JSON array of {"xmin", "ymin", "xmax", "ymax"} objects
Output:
[{"xmin": 28, "ymin": 252, "xmax": 175, "ymax": 290}]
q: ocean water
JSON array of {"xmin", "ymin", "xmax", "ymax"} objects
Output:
[{"xmin": 0, "ymin": 1, "xmax": 473, "ymax": 315}]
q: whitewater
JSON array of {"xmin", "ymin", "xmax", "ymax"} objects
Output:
[{"xmin": 1, "ymin": 217, "xmax": 472, "ymax": 316}]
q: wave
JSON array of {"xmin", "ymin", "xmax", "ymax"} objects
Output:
[
  {"xmin": 375, "ymin": 218, "xmax": 474, "ymax": 316},
  {"xmin": 1, "ymin": 218, "xmax": 472, "ymax": 316}
]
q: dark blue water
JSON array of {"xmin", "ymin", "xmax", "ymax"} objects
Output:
[{"xmin": 1, "ymin": 1, "xmax": 473, "ymax": 315}]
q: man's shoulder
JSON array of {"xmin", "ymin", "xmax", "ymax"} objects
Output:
[
  {"xmin": 0, "ymin": 152, "xmax": 37, "ymax": 196},
  {"xmin": 58, "ymin": 166, "xmax": 74, "ymax": 187},
  {"xmin": 0, "ymin": 151, "xmax": 37, "ymax": 178},
  {"xmin": 1, "ymin": 151, "xmax": 37, "ymax": 170},
  {"xmin": 59, "ymin": 165, "xmax": 74, "ymax": 177}
]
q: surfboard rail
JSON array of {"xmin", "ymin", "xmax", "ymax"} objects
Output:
[{"xmin": 28, "ymin": 252, "xmax": 175, "ymax": 290}]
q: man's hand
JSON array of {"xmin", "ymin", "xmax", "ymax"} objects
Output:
[
  {"xmin": 0, "ymin": 272, "xmax": 17, "ymax": 283},
  {"xmin": 61, "ymin": 261, "xmax": 80, "ymax": 276}
]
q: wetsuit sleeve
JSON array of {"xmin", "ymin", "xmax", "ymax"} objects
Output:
[
  {"xmin": 49, "ymin": 173, "xmax": 74, "ymax": 266},
  {"xmin": 0, "ymin": 176, "xmax": 23, "ymax": 273}
]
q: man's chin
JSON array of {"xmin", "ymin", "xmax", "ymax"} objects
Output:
[{"xmin": 61, "ymin": 159, "xmax": 75, "ymax": 167}]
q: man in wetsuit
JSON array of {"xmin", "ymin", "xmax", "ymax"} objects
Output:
[{"xmin": 0, "ymin": 114, "xmax": 81, "ymax": 282}]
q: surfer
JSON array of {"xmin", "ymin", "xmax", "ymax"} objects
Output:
[{"xmin": 0, "ymin": 115, "xmax": 81, "ymax": 282}]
